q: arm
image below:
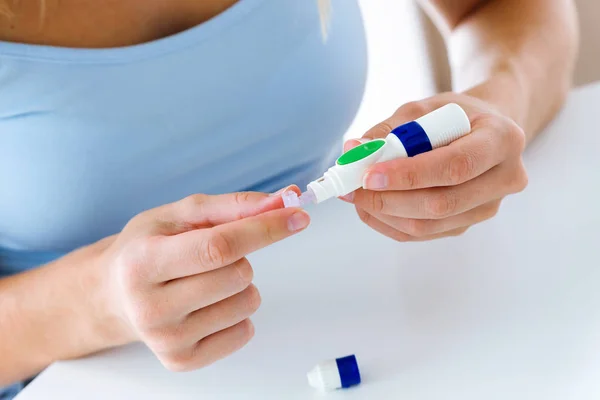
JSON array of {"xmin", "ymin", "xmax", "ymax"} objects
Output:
[
  {"xmin": 418, "ymin": 0, "xmax": 579, "ymax": 138},
  {"xmin": 345, "ymin": 0, "xmax": 579, "ymax": 242},
  {"xmin": 0, "ymin": 238, "xmax": 125, "ymax": 386},
  {"xmin": 0, "ymin": 190, "xmax": 308, "ymax": 386}
]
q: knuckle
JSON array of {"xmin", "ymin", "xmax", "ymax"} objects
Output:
[
  {"xmin": 486, "ymin": 202, "xmax": 501, "ymax": 219},
  {"xmin": 233, "ymin": 259, "xmax": 254, "ymax": 288},
  {"xmin": 182, "ymin": 193, "xmax": 208, "ymax": 208},
  {"xmin": 425, "ymin": 192, "xmax": 457, "ymax": 218},
  {"xmin": 484, "ymin": 114, "xmax": 506, "ymax": 132},
  {"xmin": 244, "ymin": 285, "xmax": 262, "ymax": 314},
  {"xmin": 507, "ymin": 123, "xmax": 527, "ymax": 153},
  {"xmin": 179, "ymin": 194, "xmax": 209, "ymax": 217},
  {"xmin": 450, "ymin": 227, "xmax": 469, "ymax": 237},
  {"xmin": 233, "ymin": 191, "xmax": 253, "ymax": 206},
  {"xmin": 116, "ymin": 238, "xmax": 156, "ymax": 288},
  {"xmin": 116, "ymin": 255, "xmax": 142, "ymax": 290},
  {"xmin": 492, "ymin": 115, "xmax": 525, "ymax": 155},
  {"xmin": 397, "ymin": 101, "xmax": 428, "ymax": 119},
  {"xmin": 506, "ymin": 161, "xmax": 529, "ymax": 194},
  {"xmin": 145, "ymin": 327, "xmax": 183, "ymax": 354},
  {"xmin": 200, "ymin": 233, "xmax": 231, "ymax": 267},
  {"xmin": 448, "ymin": 154, "xmax": 475, "ymax": 185},
  {"xmin": 238, "ymin": 319, "xmax": 256, "ymax": 343},
  {"xmin": 369, "ymin": 191, "xmax": 386, "ymax": 214},
  {"xmin": 369, "ymin": 121, "xmax": 394, "ymax": 138},
  {"xmin": 129, "ymin": 300, "xmax": 166, "ymax": 330},
  {"xmin": 134, "ymin": 236, "xmax": 161, "ymax": 263},
  {"xmin": 124, "ymin": 212, "xmax": 147, "ymax": 231},
  {"xmin": 391, "ymin": 231, "xmax": 413, "ymax": 243},
  {"xmin": 514, "ymin": 165, "xmax": 529, "ymax": 193},
  {"xmin": 161, "ymin": 354, "xmax": 193, "ymax": 373},
  {"xmin": 491, "ymin": 206, "xmax": 501, "ymax": 218},
  {"xmin": 259, "ymin": 220, "xmax": 277, "ymax": 244},
  {"xmin": 401, "ymin": 168, "xmax": 419, "ymax": 189},
  {"xmin": 356, "ymin": 208, "xmax": 372, "ymax": 225},
  {"xmin": 404, "ymin": 218, "xmax": 431, "ymax": 237}
]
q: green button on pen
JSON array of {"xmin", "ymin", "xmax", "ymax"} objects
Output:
[
  {"xmin": 336, "ymin": 139, "xmax": 387, "ymax": 166},
  {"xmin": 282, "ymin": 103, "xmax": 472, "ymax": 208}
]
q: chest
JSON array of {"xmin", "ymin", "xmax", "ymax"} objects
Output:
[
  {"xmin": 0, "ymin": 0, "xmax": 239, "ymax": 48},
  {"xmin": 0, "ymin": 0, "xmax": 368, "ymax": 252}
]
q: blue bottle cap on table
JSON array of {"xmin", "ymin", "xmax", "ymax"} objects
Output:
[{"xmin": 307, "ymin": 354, "xmax": 362, "ymax": 391}]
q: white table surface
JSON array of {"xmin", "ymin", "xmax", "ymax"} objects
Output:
[{"xmin": 17, "ymin": 81, "xmax": 600, "ymax": 399}]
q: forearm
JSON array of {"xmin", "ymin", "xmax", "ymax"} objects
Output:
[
  {"xmin": 0, "ymin": 237, "xmax": 126, "ymax": 385},
  {"xmin": 420, "ymin": 0, "xmax": 579, "ymax": 139}
]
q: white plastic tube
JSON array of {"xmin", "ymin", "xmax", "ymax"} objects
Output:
[{"xmin": 305, "ymin": 103, "xmax": 471, "ymax": 204}]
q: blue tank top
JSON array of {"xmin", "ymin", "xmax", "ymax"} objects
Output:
[{"xmin": 0, "ymin": 0, "xmax": 367, "ymax": 277}]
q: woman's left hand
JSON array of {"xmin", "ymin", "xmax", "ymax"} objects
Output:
[{"xmin": 343, "ymin": 92, "xmax": 529, "ymax": 241}]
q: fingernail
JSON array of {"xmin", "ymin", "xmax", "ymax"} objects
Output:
[
  {"xmin": 343, "ymin": 138, "xmax": 371, "ymax": 151},
  {"xmin": 343, "ymin": 140, "xmax": 357, "ymax": 152},
  {"xmin": 340, "ymin": 192, "xmax": 355, "ymax": 202},
  {"xmin": 363, "ymin": 172, "xmax": 388, "ymax": 190},
  {"xmin": 270, "ymin": 186, "xmax": 291, "ymax": 197},
  {"xmin": 287, "ymin": 211, "xmax": 310, "ymax": 232}
]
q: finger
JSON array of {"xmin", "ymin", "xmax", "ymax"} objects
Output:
[
  {"xmin": 361, "ymin": 101, "xmax": 444, "ymax": 141},
  {"xmin": 362, "ymin": 115, "xmax": 525, "ymax": 191},
  {"xmin": 351, "ymin": 105, "xmax": 437, "ymax": 156},
  {"xmin": 152, "ymin": 207, "xmax": 310, "ymax": 280},
  {"xmin": 358, "ymin": 201, "xmax": 501, "ymax": 238},
  {"xmin": 171, "ymin": 189, "xmax": 302, "ymax": 228},
  {"xmin": 185, "ymin": 284, "xmax": 260, "ymax": 342},
  {"xmin": 353, "ymin": 159, "xmax": 526, "ymax": 219},
  {"xmin": 161, "ymin": 258, "xmax": 254, "ymax": 314},
  {"xmin": 270, "ymin": 184, "xmax": 302, "ymax": 198},
  {"xmin": 356, "ymin": 208, "xmax": 469, "ymax": 242},
  {"xmin": 138, "ymin": 187, "xmax": 301, "ymax": 236},
  {"xmin": 155, "ymin": 284, "xmax": 261, "ymax": 353},
  {"xmin": 159, "ymin": 319, "xmax": 255, "ymax": 372},
  {"xmin": 343, "ymin": 138, "xmax": 364, "ymax": 152}
]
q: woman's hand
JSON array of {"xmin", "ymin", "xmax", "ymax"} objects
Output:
[
  {"xmin": 97, "ymin": 189, "xmax": 309, "ymax": 372},
  {"xmin": 343, "ymin": 92, "xmax": 528, "ymax": 241}
]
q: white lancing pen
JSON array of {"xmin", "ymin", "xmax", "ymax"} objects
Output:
[{"xmin": 283, "ymin": 103, "xmax": 472, "ymax": 208}]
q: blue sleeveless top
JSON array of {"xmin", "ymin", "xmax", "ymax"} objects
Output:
[
  {"xmin": 0, "ymin": 1, "xmax": 366, "ymax": 396},
  {"xmin": 0, "ymin": 0, "xmax": 367, "ymax": 275}
]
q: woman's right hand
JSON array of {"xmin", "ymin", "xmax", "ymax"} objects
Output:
[{"xmin": 96, "ymin": 189, "xmax": 309, "ymax": 372}]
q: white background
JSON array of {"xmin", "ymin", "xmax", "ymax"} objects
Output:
[{"xmin": 16, "ymin": 1, "xmax": 600, "ymax": 398}]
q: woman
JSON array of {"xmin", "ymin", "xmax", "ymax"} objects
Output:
[{"xmin": 0, "ymin": 0, "xmax": 578, "ymax": 398}]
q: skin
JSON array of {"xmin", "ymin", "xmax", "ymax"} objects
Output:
[
  {"xmin": 343, "ymin": 0, "xmax": 579, "ymax": 241},
  {"xmin": 0, "ymin": 0, "xmax": 240, "ymax": 48},
  {"xmin": 0, "ymin": 0, "xmax": 580, "ymax": 386},
  {"xmin": 0, "ymin": 187, "xmax": 309, "ymax": 385}
]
